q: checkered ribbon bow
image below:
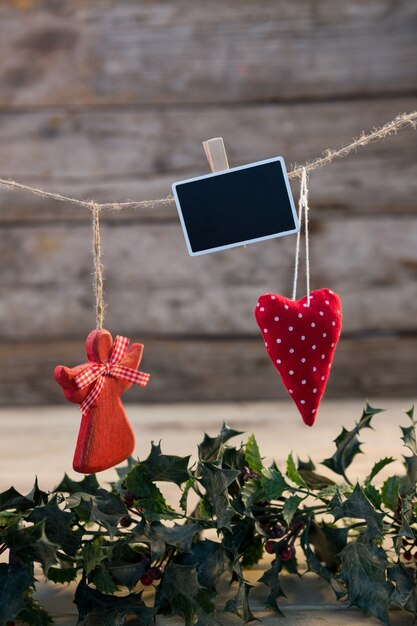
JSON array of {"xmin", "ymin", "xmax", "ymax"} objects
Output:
[{"xmin": 74, "ymin": 335, "xmax": 150, "ymax": 416}]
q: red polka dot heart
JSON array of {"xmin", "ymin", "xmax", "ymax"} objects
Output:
[{"xmin": 255, "ymin": 288, "xmax": 342, "ymax": 426}]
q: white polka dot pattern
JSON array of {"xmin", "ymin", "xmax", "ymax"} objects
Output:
[{"xmin": 254, "ymin": 288, "xmax": 342, "ymax": 426}]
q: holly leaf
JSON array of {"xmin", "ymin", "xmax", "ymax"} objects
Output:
[
  {"xmin": 28, "ymin": 495, "xmax": 81, "ymax": 556},
  {"xmin": 316, "ymin": 484, "xmax": 340, "ymax": 501},
  {"xmin": 308, "ymin": 522, "xmax": 348, "ymax": 572},
  {"xmin": 261, "ymin": 467, "xmax": 289, "ymax": 500},
  {"xmin": 0, "ymin": 511, "xmax": 22, "ymax": 528},
  {"xmin": 54, "ymin": 473, "xmax": 101, "ymax": 495},
  {"xmin": 222, "ymin": 446, "xmax": 247, "ymax": 472},
  {"xmin": 115, "ymin": 456, "xmax": 137, "ymax": 479},
  {"xmin": 297, "ymin": 457, "xmax": 315, "ymax": 471},
  {"xmin": 179, "ymin": 477, "xmax": 195, "ymax": 512},
  {"xmin": 365, "ymin": 457, "xmax": 395, "ymax": 484},
  {"xmin": 158, "ymin": 562, "xmax": 216, "ymax": 626},
  {"xmin": 74, "ymin": 576, "xmax": 155, "ymax": 626},
  {"xmin": 403, "ymin": 455, "xmax": 417, "ymax": 492},
  {"xmin": 90, "ymin": 492, "xmax": 129, "ymax": 537},
  {"xmin": 241, "ymin": 535, "xmax": 264, "ymax": 569},
  {"xmin": 338, "ymin": 541, "xmax": 393, "ymax": 625},
  {"xmin": 106, "ymin": 541, "xmax": 148, "ymax": 590},
  {"xmin": 224, "ymin": 559, "xmax": 255, "ymax": 623},
  {"xmin": 322, "ymin": 403, "xmax": 384, "ymax": 482},
  {"xmin": 81, "ymin": 542, "xmax": 107, "ymax": 576},
  {"xmin": 224, "ymin": 579, "xmax": 255, "ymax": 622},
  {"xmin": 282, "ymin": 495, "xmax": 303, "ymax": 525},
  {"xmin": 241, "ymin": 478, "xmax": 265, "ymax": 513},
  {"xmin": 198, "ymin": 423, "xmax": 243, "ymax": 461},
  {"xmin": 332, "ymin": 484, "xmax": 384, "ymax": 539},
  {"xmin": 135, "ymin": 521, "xmax": 201, "ymax": 560},
  {"xmin": 0, "ymin": 486, "xmax": 35, "ymax": 512},
  {"xmin": 141, "ymin": 441, "xmax": 190, "ymax": 486},
  {"xmin": 401, "ymin": 419, "xmax": 417, "ymax": 455},
  {"xmin": 66, "ymin": 490, "xmax": 129, "ymax": 536},
  {"xmin": 0, "ymin": 561, "xmax": 34, "ymax": 622},
  {"xmin": 298, "ymin": 469, "xmax": 335, "ymax": 490},
  {"xmin": 381, "ymin": 475, "xmax": 400, "ymax": 511},
  {"xmin": 4, "ymin": 520, "xmax": 58, "ymax": 572},
  {"xmin": 163, "ymin": 522, "xmax": 204, "ymax": 553},
  {"xmin": 364, "ymin": 483, "xmax": 382, "ymax": 509},
  {"xmin": 259, "ymin": 557, "xmax": 286, "ymax": 615},
  {"xmin": 300, "ymin": 524, "xmax": 338, "ymax": 589},
  {"xmin": 125, "ymin": 464, "xmax": 176, "ymax": 520},
  {"xmin": 388, "ymin": 564, "xmax": 417, "ymax": 614},
  {"xmin": 90, "ymin": 563, "xmax": 119, "ymax": 594},
  {"xmin": 180, "ymin": 539, "xmax": 226, "ymax": 592},
  {"xmin": 405, "ymin": 406, "xmax": 415, "ymax": 420},
  {"xmin": 25, "ymin": 478, "xmax": 48, "ymax": 507},
  {"xmin": 395, "ymin": 496, "xmax": 415, "ymax": 548},
  {"xmin": 286, "ymin": 452, "xmax": 307, "ymax": 488},
  {"xmin": 47, "ymin": 565, "xmax": 78, "ymax": 584},
  {"xmin": 244, "ymin": 434, "xmax": 263, "ymax": 474},
  {"xmin": 199, "ymin": 463, "xmax": 240, "ymax": 531}
]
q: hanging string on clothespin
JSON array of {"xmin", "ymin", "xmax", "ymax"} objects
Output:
[
  {"xmin": 292, "ymin": 167, "xmax": 310, "ymax": 304},
  {"xmin": 91, "ymin": 203, "xmax": 106, "ymax": 330}
]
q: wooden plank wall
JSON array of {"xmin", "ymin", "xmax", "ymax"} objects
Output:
[{"xmin": 0, "ymin": 0, "xmax": 416, "ymax": 404}]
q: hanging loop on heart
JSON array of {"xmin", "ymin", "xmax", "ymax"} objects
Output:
[{"xmin": 292, "ymin": 168, "xmax": 310, "ymax": 305}]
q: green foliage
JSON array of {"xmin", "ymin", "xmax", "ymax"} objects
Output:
[
  {"xmin": 286, "ymin": 452, "xmax": 307, "ymax": 487},
  {"xmin": 282, "ymin": 495, "xmax": 304, "ymax": 525},
  {"xmin": 338, "ymin": 542, "xmax": 393, "ymax": 625},
  {"xmin": 366, "ymin": 457, "xmax": 395, "ymax": 484},
  {"xmin": 261, "ymin": 467, "xmax": 289, "ymax": 499},
  {"xmin": 0, "ymin": 405, "xmax": 417, "ymax": 625},
  {"xmin": 140, "ymin": 441, "xmax": 191, "ymax": 486},
  {"xmin": 244, "ymin": 434, "xmax": 264, "ymax": 474},
  {"xmin": 332, "ymin": 484, "xmax": 384, "ymax": 539},
  {"xmin": 381, "ymin": 475, "xmax": 400, "ymax": 511},
  {"xmin": 322, "ymin": 403, "xmax": 385, "ymax": 482}
]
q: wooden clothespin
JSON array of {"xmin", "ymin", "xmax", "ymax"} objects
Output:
[{"xmin": 202, "ymin": 137, "xmax": 229, "ymax": 173}]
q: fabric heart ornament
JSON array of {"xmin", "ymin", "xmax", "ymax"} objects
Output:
[{"xmin": 255, "ymin": 288, "xmax": 342, "ymax": 426}]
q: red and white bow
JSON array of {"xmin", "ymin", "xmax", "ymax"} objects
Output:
[{"xmin": 74, "ymin": 335, "xmax": 150, "ymax": 416}]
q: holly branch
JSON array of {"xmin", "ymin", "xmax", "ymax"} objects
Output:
[{"xmin": 0, "ymin": 404, "xmax": 416, "ymax": 626}]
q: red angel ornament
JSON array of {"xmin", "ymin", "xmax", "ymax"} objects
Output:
[{"xmin": 54, "ymin": 329, "xmax": 150, "ymax": 473}]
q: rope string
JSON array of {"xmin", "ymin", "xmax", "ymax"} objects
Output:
[
  {"xmin": 0, "ymin": 111, "xmax": 415, "ymax": 212},
  {"xmin": 91, "ymin": 203, "xmax": 105, "ymax": 330},
  {"xmin": 292, "ymin": 168, "xmax": 310, "ymax": 303}
]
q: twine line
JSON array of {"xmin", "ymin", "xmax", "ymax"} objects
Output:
[
  {"xmin": 292, "ymin": 168, "xmax": 310, "ymax": 303},
  {"xmin": 91, "ymin": 203, "xmax": 105, "ymax": 330},
  {"xmin": 0, "ymin": 111, "xmax": 415, "ymax": 212}
]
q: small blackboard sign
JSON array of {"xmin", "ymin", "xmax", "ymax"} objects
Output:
[{"xmin": 172, "ymin": 157, "xmax": 299, "ymax": 256}]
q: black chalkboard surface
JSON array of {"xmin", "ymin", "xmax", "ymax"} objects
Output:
[{"xmin": 172, "ymin": 157, "xmax": 298, "ymax": 256}]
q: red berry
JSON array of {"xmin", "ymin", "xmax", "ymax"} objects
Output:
[
  {"xmin": 265, "ymin": 540, "xmax": 276, "ymax": 554},
  {"xmin": 404, "ymin": 550, "xmax": 412, "ymax": 561},
  {"xmin": 279, "ymin": 545, "xmax": 295, "ymax": 561},
  {"xmin": 6, "ymin": 621, "xmax": 16, "ymax": 626},
  {"xmin": 148, "ymin": 566, "xmax": 162, "ymax": 580},
  {"xmin": 119, "ymin": 516, "xmax": 132, "ymax": 527},
  {"xmin": 140, "ymin": 573, "xmax": 154, "ymax": 586}
]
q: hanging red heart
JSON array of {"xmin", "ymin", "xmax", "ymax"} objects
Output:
[{"xmin": 255, "ymin": 288, "xmax": 342, "ymax": 426}]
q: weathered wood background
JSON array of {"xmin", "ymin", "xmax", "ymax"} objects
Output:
[{"xmin": 0, "ymin": 0, "xmax": 416, "ymax": 404}]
